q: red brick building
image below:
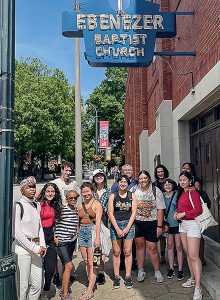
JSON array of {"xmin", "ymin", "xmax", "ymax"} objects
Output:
[{"xmin": 125, "ymin": 0, "xmax": 220, "ymax": 240}]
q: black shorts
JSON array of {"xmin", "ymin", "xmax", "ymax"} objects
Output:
[
  {"xmin": 168, "ymin": 226, "xmax": 179, "ymax": 235},
  {"xmin": 134, "ymin": 220, "xmax": 158, "ymax": 243},
  {"xmin": 56, "ymin": 240, "xmax": 76, "ymax": 265}
]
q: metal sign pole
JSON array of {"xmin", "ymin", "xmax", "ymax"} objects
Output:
[{"xmin": 117, "ymin": 0, "xmax": 122, "ymax": 12}]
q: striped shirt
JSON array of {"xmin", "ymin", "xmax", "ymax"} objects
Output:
[{"xmin": 54, "ymin": 204, "xmax": 78, "ymax": 242}]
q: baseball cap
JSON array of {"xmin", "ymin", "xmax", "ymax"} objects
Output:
[{"xmin": 93, "ymin": 169, "xmax": 105, "ymax": 177}]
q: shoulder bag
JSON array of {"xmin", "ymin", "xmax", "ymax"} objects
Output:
[{"xmin": 189, "ymin": 191, "xmax": 218, "ymax": 233}]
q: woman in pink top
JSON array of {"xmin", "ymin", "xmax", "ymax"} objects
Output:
[
  {"xmin": 174, "ymin": 172, "xmax": 203, "ymax": 300},
  {"xmin": 37, "ymin": 182, "xmax": 62, "ymax": 292}
]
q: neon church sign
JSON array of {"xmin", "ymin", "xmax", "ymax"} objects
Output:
[{"xmin": 62, "ymin": 0, "xmax": 195, "ymax": 67}]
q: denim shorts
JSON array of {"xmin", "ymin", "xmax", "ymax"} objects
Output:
[
  {"xmin": 110, "ymin": 220, "xmax": 135, "ymax": 240},
  {"xmin": 79, "ymin": 225, "xmax": 95, "ymax": 248},
  {"xmin": 56, "ymin": 239, "xmax": 76, "ymax": 265}
]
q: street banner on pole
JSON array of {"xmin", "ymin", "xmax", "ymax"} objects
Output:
[
  {"xmin": 106, "ymin": 147, "xmax": 111, "ymax": 161},
  {"xmin": 99, "ymin": 121, "xmax": 109, "ymax": 149}
]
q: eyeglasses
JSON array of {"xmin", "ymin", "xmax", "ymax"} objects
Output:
[{"xmin": 66, "ymin": 196, "xmax": 78, "ymax": 200}]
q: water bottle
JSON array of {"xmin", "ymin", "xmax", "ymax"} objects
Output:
[{"xmin": 93, "ymin": 247, "xmax": 101, "ymax": 268}]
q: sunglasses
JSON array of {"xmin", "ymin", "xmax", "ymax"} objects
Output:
[{"xmin": 66, "ymin": 196, "xmax": 78, "ymax": 200}]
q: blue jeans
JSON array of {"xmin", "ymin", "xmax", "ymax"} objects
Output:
[
  {"xmin": 110, "ymin": 220, "xmax": 135, "ymax": 240},
  {"xmin": 79, "ymin": 225, "xmax": 95, "ymax": 247}
]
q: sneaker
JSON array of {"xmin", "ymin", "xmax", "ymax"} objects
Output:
[
  {"xmin": 154, "ymin": 271, "xmax": 164, "ymax": 283},
  {"xmin": 112, "ymin": 276, "xmax": 121, "ymax": 289},
  {"xmin": 61, "ymin": 293, "xmax": 73, "ymax": 300},
  {"xmin": 193, "ymin": 286, "xmax": 203, "ymax": 300},
  {"xmin": 160, "ymin": 256, "xmax": 166, "ymax": 265},
  {"xmin": 182, "ymin": 277, "xmax": 196, "ymax": 288},
  {"xmin": 124, "ymin": 276, "xmax": 133, "ymax": 289},
  {"xmin": 97, "ymin": 272, "xmax": 106, "ymax": 285},
  {"xmin": 166, "ymin": 268, "xmax": 175, "ymax": 279},
  {"xmin": 177, "ymin": 270, "xmax": 184, "ymax": 281},
  {"xmin": 137, "ymin": 269, "xmax": 146, "ymax": 282},
  {"xmin": 53, "ymin": 273, "xmax": 61, "ymax": 286}
]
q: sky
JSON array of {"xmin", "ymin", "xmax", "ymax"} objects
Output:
[{"xmin": 16, "ymin": 0, "xmax": 130, "ymax": 100}]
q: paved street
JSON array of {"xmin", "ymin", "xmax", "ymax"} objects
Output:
[{"xmin": 42, "ymin": 250, "xmax": 211, "ymax": 300}]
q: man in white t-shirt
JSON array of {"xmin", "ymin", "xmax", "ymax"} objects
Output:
[{"xmin": 52, "ymin": 161, "xmax": 80, "ymax": 205}]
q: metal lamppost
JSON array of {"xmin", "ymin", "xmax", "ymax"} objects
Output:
[
  {"xmin": 89, "ymin": 104, "xmax": 99, "ymax": 168},
  {"xmin": 0, "ymin": 0, "xmax": 17, "ymax": 299}
]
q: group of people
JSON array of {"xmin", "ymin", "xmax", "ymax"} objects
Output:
[{"xmin": 13, "ymin": 161, "xmax": 207, "ymax": 300}]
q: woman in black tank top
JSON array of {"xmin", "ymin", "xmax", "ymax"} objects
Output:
[{"xmin": 108, "ymin": 175, "xmax": 137, "ymax": 289}]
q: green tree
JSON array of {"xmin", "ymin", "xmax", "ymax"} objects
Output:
[
  {"xmin": 14, "ymin": 57, "xmax": 75, "ymax": 178},
  {"xmin": 84, "ymin": 67, "xmax": 127, "ymax": 163}
]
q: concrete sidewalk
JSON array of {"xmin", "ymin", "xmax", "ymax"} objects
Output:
[{"xmin": 43, "ymin": 250, "xmax": 211, "ymax": 300}]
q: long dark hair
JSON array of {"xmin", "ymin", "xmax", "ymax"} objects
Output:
[
  {"xmin": 177, "ymin": 171, "xmax": 193, "ymax": 201},
  {"xmin": 138, "ymin": 170, "xmax": 151, "ymax": 181},
  {"xmin": 154, "ymin": 164, "xmax": 169, "ymax": 180},
  {"xmin": 37, "ymin": 182, "xmax": 62, "ymax": 221}
]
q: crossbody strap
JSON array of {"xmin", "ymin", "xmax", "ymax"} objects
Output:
[
  {"xmin": 189, "ymin": 190, "xmax": 204, "ymax": 208},
  {"xmin": 165, "ymin": 192, "xmax": 176, "ymax": 220},
  {"xmin": 82, "ymin": 201, "xmax": 96, "ymax": 225}
]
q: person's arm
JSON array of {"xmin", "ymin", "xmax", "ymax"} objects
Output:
[
  {"xmin": 108, "ymin": 193, "xmax": 124, "ymax": 237},
  {"xmin": 123, "ymin": 193, "xmax": 137, "ymax": 235},
  {"xmin": 94, "ymin": 201, "xmax": 102, "ymax": 248},
  {"xmin": 155, "ymin": 188, "xmax": 165, "ymax": 237}
]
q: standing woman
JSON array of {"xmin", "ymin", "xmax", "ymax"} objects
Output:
[
  {"xmin": 163, "ymin": 179, "xmax": 184, "ymax": 280},
  {"xmin": 131, "ymin": 170, "xmax": 165, "ymax": 283},
  {"xmin": 174, "ymin": 172, "xmax": 203, "ymax": 300},
  {"xmin": 92, "ymin": 169, "xmax": 111, "ymax": 285},
  {"xmin": 78, "ymin": 182, "xmax": 103, "ymax": 300},
  {"xmin": 13, "ymin": 176, "xmax": 46, "ymax": 300},
  {"xmin": 108, "ymin": 175, "xmax": 137, "ymax": 289},
  {"xmin": 37, "ymin": 182, "xmax": 62, "ymax": 292}
]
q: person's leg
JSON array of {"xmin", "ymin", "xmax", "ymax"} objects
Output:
[
  {"xmin": 62, "ymin": 262, "xmax": 73, "ymax": 296},
  {"xmin": 15, "ymin": 245, "xmax": 32, "ymax": 300},
  {"xmin": 86, "ymin": 247, "xmax": 97, "ymax": 295},
  {"xmin": 146, "ymin": 241, "xmax": 160, "ymax": 271},
  {"xmin": 123, "ymin": 239, "xmax": 133, "ymax": 277},
  {"xmin": 43, "ymin": 242, "xmax": 56, "ymax": 291},
  {"xmin": 199, "ymin": 235, "xmax": 206, "ymax": 265},
  {"xmin": 112, "ymin": 239, "xmax": 122, "ymax": 276},
  {"xmin": 80, "ymin": 246, "xmax": 89, "ymax": 278},
  {"xmin": 135, "ymin": 237, "xmax": 146, "ymax": 269},
  {"xmin": 167, "ymin": 234, "xmax": 175, "ymax": 270},
  {"xmin": 29, "ymin": 253, "xmax": 43, "ymax": 300},
  {"xmin": 180, "ymin": 233, "xmax": 194, "ymax": 279},
  {"xmin": 187, "ymin": 237, "xmax": 202, "ymax": 288},
  {"xmin": 175, "ymin": 234, "xmax": 184, "ymax": 271},
  {"xmin": 159, "ymin": 236, "xmax": 166, "ymax": 264}
]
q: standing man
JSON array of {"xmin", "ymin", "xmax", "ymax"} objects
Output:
[
  {"xmin": 52, "ymin": 161, "xmax": 80, "ymax": 286},
  {"xmin": 52, "ymin": 161, "xmax": 80, "ymax": 205},
  {"xmin": 111, "ymin": 164, "xmax": 138, "ymax": 270},
  {"xmin": 111, "ymin": 164, "xmax": 138, "ymax": 193}
]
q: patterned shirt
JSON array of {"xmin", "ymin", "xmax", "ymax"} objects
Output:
[
  {"xmin": 94, "ymin": 188, "xmax": 111, "ymax": 213},
  {"xmin": 54, "ymin": 204, "xmax": 78, "ymax": 242},
  {"xmin": 131, "ymin": 184, "xmax": 165, "ymax": 222}
]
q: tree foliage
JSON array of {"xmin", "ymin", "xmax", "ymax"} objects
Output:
[
  {"xmin": 83, "ymin": 67, "xmax": 127, "ymax": 161},
  {"xmin": 14, "ymin": 57, "xmax": 75, "ymax": 174}
]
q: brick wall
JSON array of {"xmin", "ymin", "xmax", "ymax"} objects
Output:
[{"xmin": 124, "ymin": 0, "xmax": 220, "ymax": 173}]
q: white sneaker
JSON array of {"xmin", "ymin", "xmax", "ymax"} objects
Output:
[
  {"xmin": 182, "ymin": 277, "xmax": 196, "ymax": 288},
  {"xmin": 154, "ymin": 271, "xmax": 164, "ymax": 283},
  {"xmin": 137, "ymin": 269, "xmax": 146, "ymax": 282},
  {"xmin": 193, "ymin": 286, "xmax": 203, "ymax": 300}
]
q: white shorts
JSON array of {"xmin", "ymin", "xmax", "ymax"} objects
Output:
[{"xmin": 179, "ymin": 220, "xmax": 201, "ymax": 238}]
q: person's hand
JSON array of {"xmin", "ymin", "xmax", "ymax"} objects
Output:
[
  {"xmin": 156, "ymin": 227, "xmax": 163, "ymax": 238},
  {"xmin": 116, "ymin": 228, "xmax": 124, "ymax": 238},
  {"xmin": 173, "ymin": 212, "xmax": 178, "ymax": 220},
  {"xmin": 176, "ymin": 212, "xmax": 185, "ymax": 220},
  {"xmin": 38, "ymin": 246, "xmax": 47, "ymax": 257},
  {"xmin": 54, "ymin": 237, "xmax": 59, "ymax": 246},
  {"xmin": 122, "ymin": 226, "xmax": 129, "ymax": 236},
  {"xmin": 93, "ymin": 238, "xmax": 101, "ymax": 248}
]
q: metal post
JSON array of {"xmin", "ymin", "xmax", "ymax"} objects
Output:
[
  {"xmin": 117, "ymin": 0, "xmax": 122, "ymax": 12},
  {"xmin": 74, "ymin": 1, "xmax": 82, "ymax": 184},
  {"xmin": 0, "ymin": 0, "xmax": 17, "ymax": 299},
  {"xmin": 89, "ymin": 104, "xmax": 99, "ymax": 168}
]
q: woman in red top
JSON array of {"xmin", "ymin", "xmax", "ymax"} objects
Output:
[
  {"xmin": 174, "ymin": 172, "xmax": 203, "ymax": 300},
  {"xmin": 37, "ymin": 182, "xmax": 62, "ymax": 292}
]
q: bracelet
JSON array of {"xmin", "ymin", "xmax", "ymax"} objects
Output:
[{"xmin": 157, "ymin": 225, "xmax": 163, "ymax": 228}]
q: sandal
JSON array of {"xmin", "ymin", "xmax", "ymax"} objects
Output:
[{"xmin": 78, "ymin": 291, "xmax": 94, "ymax": 300}]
